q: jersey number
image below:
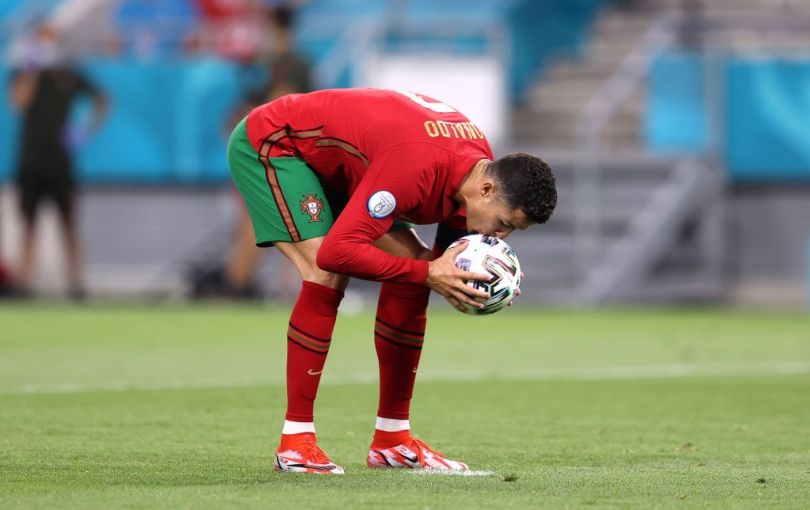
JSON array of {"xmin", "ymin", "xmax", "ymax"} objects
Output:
[{"xmin": 397, "ymin": 91, "xmax": 457, "ymax": 113}]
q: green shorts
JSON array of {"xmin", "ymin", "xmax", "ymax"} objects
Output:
[{"xmin": 227, "ymin": 117, "xmax": 412, "ymax": 246}]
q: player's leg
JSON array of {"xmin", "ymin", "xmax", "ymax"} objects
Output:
[
  {"xmin": 369, "ymin": 229, "xmax": 431, "ymax": 435},
  {"xmin": 273, "ymin": 237, "xmax": 348, "ymax": 424},
  {"xmin": 53, "ymin": 180, "xmax": 84, "ymax": 299},
  {"xmin": 367, "ymin": 224, "xmax": 470, "ymax": 471},
  {"xmin": 271, "ymin": 237, "xmax": 349, "ymax": 474},
  {"xmin": 16, "ymin": 178, "xmax": 40, "ymax": 294},
  {"xmin": 227, "ymin": 117, "xmax": 346, "ymax": 474},
  {"xmin": 223, "ymin": 198, "xmax": 263, "ymax": 297}
]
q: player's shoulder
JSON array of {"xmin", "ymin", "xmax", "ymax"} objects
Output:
[{"xmin": 301, "ymin": 88, "xmax": 458, "ymax": 112}]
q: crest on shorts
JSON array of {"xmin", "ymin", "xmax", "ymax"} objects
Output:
[{"xmin": 299, "ymin": 194, "xmax": 324, "ymax": 223}]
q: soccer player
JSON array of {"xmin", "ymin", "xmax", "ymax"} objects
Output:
[{"xmin": 227, "ymin": 88, "xmax": 557, "ymax": 474}]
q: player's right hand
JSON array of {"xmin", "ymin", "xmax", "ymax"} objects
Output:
[{"xmin": 426, "ymin": 240, "xmax": 491, "ymax": 313}]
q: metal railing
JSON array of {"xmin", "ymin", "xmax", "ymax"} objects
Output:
[{"xmin": 573, "ymin": 15, "xmax": 680, "ymax": 276}]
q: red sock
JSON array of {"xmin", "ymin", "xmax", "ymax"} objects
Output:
[
  {"xmin": 285, "ymin": 281, "xmax": 344, "ymax": 422},
  {"xmin": 374, "ymin": 281, "xmax": 430, "ymax": 420},
  {"xmin": 278, "ymin": 432, "xmax": 315, "ymax": 450},
  {"xmin": 372, "ymin": 429, "xmax": 412, "ymax": 449}
]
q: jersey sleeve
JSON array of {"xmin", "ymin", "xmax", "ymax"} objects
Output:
[{"xmin": 316, "ymin": 144, "xmax": 437, "ymax": 284}]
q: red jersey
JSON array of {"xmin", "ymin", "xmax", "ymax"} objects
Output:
[{"xmin": 245, "ymin": 88, "xmax": 493, "ymax": 284}]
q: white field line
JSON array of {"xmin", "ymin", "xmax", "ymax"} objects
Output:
[
  {"xmin": 2, "ymin": 361, "xmax": 810, "ymax": 396},
  {"xmin": 411, "ymin": 469, "xmax": 496, "ymax": 477}
]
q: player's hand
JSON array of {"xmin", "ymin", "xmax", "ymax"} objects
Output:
[
  {"xmin": 507, "ymin": 271, "xmax": 524, "ymax": 307},
  {"xmin": 426, "ymin": 240, "xmax": 491, "ymax": 313}
]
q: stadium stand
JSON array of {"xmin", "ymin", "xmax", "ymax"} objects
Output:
[
  {"xmin": 1, "ymin": 0, "xmax": 808, "ymax": 306},
  {"xmin": 511, "ymin": 0, "xmax": 810, "ymax": 305}
]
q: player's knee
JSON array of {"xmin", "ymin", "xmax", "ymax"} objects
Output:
[{"xmin": 304, "ymin": 268, "xmax": 344, "ymax": 290}]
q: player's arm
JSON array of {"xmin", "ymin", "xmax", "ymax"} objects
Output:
[
  {"xmin": 315, "ymin": 146, "xmax": 490, "ymax": 311},
  {"xmin": 76, "ymin": 72, "xmax": 107, "ymax": 134},
  {"xmin": 88, "ymin": 92, "xmax": 108, "ymax": 134},
  {"xmin": 9, "ymin": 70, "xmax": 39, "ymax": 111}
]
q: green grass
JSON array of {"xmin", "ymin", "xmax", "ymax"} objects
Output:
[{"xmin": 1, "ymin": 304, "xmax": 809, "ymax": 508}]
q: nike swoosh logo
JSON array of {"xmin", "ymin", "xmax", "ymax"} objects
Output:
[
  {"xmin": 401, "ymin": 453, "xmax": 418, "ymax": 463},
  {"xmin": 307, "ymin": 369, "xmax": 323, "ymax": 376},
  {"xmin": 288, "ymin": 462, "xmax": 336, "ymax": 471}
]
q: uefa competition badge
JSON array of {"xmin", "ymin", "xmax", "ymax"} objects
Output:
[
  {"xmin": 299, "ymin": 194, "xmax": 324, "ymax": 223},
  {"xmin": 367, "ymin": 191, "xmax": 396, "ymax": 219}
]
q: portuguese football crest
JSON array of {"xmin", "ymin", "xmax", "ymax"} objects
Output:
[{"xmin": 300, "ymin": 194, "xmax": 324, "ymax": 223}]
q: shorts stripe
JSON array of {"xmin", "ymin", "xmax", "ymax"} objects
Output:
[{"xmin": 258, "ymin": 140, "xmax": 301, "ymax": 242}]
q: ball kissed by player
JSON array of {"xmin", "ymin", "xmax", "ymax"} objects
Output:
[{"xmin": 227, "ymin": 88, "xmax": 557, "ymax": 474}]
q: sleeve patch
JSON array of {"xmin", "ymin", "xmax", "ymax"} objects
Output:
[{"xmin": 367, "ymin": 191, "xmax": 397, "ymax": 219}]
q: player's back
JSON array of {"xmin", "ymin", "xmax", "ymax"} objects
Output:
[{"xmin": 244, "ymin": 88, "xmax": 493, "ymax": 196}]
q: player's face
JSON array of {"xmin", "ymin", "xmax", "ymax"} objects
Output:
[{"xmin": 466, "ymin": 196, "xmax": 531, "ymax": 239}]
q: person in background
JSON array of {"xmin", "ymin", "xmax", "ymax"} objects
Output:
[
  {"xmin": 223, "ymin": 3, "xmax": 313, "ymax": 298},
  {"xmin": 0, "ymin": 257, "xmax": 16, "ymax": 297},
  {"xmin": 679, "ymin": 0, "xmax": 706, "ymax": 49},
  {"xmin": 190, "ymin": 3, "xmax": 312, "ymax": 300},
  {"xmin": 253, "ymin": 4, "xmax": 313, "ymax": 103},
  {"xmin": 8, "ymin": 25, "xmax": 107, "ymax": 299}
]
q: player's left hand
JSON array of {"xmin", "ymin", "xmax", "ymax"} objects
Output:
[{"xmin": 507, "ymin": 272, "xmax": 524, "ymax": 307}]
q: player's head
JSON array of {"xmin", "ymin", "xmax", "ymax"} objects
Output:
[
  {"xmin": 270, "ymin": 4, "xmax": 295, "ymax": 30},
  {"xmin": 463, "ymin": 153, "xmax": 557, "ymax": 238}
]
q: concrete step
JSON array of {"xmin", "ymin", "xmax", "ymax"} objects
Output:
[
  {"xmin": 529, "ymin": 73, "xmax": 648, "ymax": 105},
  {"xmin": 593, "ymin": 13, "xmax": 658, "ymax": 34},
  {"xmin": 511, "ymin": 111, "xmax": 642, "ymax": 148},
  {"xmin": 649, "ymin": 0, "xmax": 804, "ymax": 10},
  {"xmin": 543, "ymin": 58, "xmax": 628, "ymax": 82},
  {"xmin": 530, "ymin": 80, "xmax": 603, "ymax": 104},
  {"xmin": 512, "ymin": 121, "xmax": 641, "ymax": 147},
  {"xmin": 514, "ymin": 101, "xmax": 641, "ymax": 125},
  {"xmin": 511, "ymin": 133, "xmax": 642, "ymax": 150},
  {"xmin": 514, "ymin": 138, "xmax": 640, "ymax": 150}
]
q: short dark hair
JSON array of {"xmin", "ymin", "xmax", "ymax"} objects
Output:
[{"xmin": 488, "ymin": 153, "xmax": 557, "ymax": 224}]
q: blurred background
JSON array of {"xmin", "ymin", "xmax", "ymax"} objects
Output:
[{"xmin": 0, "ymin": 0, "xmax": 808, "ymax": 310}]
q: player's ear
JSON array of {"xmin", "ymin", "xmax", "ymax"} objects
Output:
[{"xmin": 480, "ymin": 179, "xmax": 496, "ymax": 199}]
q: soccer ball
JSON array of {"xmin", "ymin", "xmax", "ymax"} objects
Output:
[{"xmin": 447, "ymin": 234, "xmax": 522, "ymax": 315}]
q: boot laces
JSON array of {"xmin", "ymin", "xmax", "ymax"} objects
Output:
[
  {"xmin": 295, "ymin": 437, "xmax": 332, "ymax": 465},
  {"xmin": 406, "ymin": 437, "xmax": 444, "ymax": 463}
]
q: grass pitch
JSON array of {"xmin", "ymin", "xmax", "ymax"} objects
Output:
[{"xmin": 1, "ymin": 304, "xmax": 809, "ymax": 509}]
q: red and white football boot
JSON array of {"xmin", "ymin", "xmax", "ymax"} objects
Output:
[
  {"xmin": 368, "ymin": 437, "xmax": 469, "ymax": 471},
  {"xmin": 274, "ymin": 433, "xmax": 344, "ymax": 474}
]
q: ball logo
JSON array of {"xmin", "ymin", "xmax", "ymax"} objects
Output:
[{"xmin": 367, "ymin": 191, "xmax": 396, "ymax": 219}]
